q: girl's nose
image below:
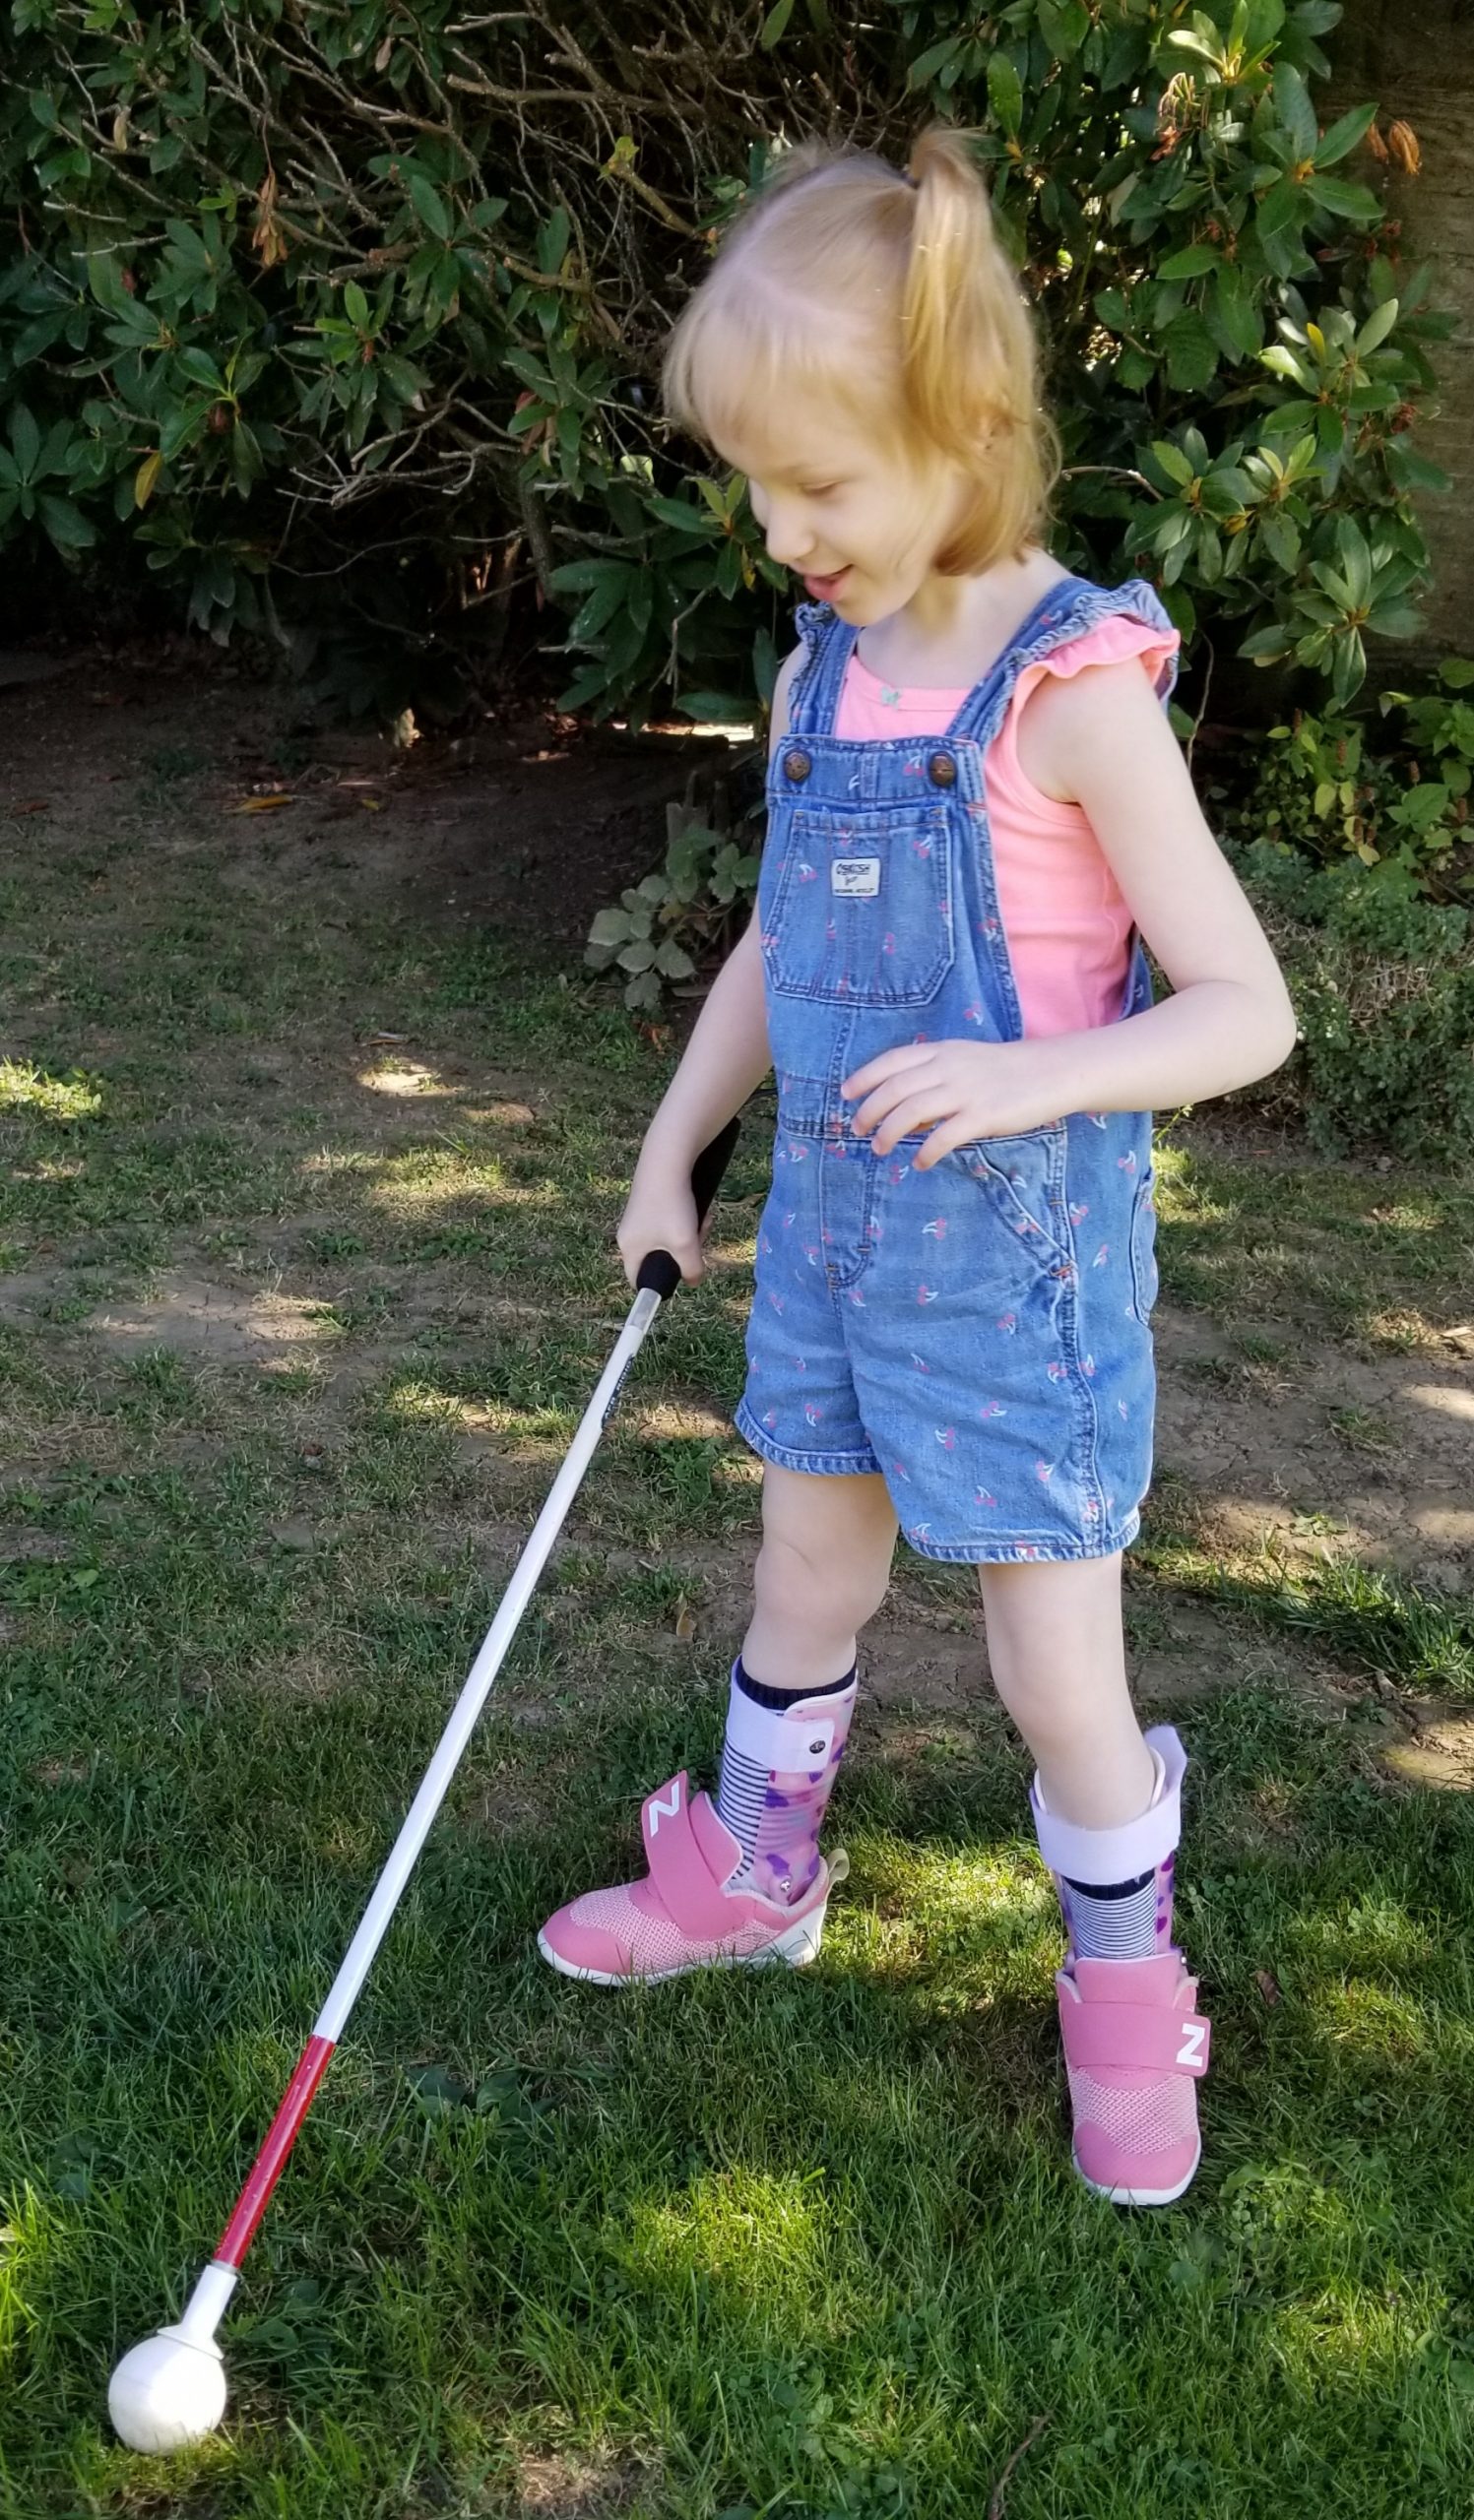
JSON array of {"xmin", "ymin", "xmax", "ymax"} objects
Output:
[{"xmin": 763, "ymin": 503, "xmax": 814, "ymax": 570}]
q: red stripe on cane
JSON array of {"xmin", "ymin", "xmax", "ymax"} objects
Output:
[{"xmin": 214, "ymin": 2036, "xmax": 337, "ymax": 2269}]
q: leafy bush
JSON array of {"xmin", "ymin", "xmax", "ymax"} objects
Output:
[
  {"xmin": 1221, "ymin": 659, "xmax": 1474, "ymax": 903},
  {"xmin": 1227, "ymin": 837, "xmax": 1474, "ymax": 1159},
  {"xmin": 585, "ymin": 798, "xmax": 761, "ymax": 1010},
  {"xmin": 0, "ymin": 0, "xmax": 1450, "ymax": 723}
]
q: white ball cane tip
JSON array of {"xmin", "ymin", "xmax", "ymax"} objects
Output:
[{"xmin": 108, "ymin": 2326, "xmax": 227, "ymax": 2453}]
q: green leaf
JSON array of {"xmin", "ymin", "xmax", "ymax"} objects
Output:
[
  {"xmin": 1163, "ymin": 312, "xmax": 1219, "ymax": 392},
  {"xmin": 10, "ymin": 406, "xmax": 40, "ymax": 483},
  {"xmin": 407, "ymin": 173, "xmax": 452, "ymax": 240},
  {"xmin": 1240, "ymin": 623, "xmax": 1294, "ymax": 661},
  {"xmin": 1271, "ymin": 62, "xmax": 1317, "ymax": 163},
  {"xmin": 1364, "ymin": 602, "xmax": 1423, "ymax": 642},
  {"xmin": 1260, "ymin": 344, "xmax": 1314, "ymax": 388},
  {"xmin": 673, "ymin": 690, "xmax": 754, "ymax": 723},
  {"xmin": 648, "ymin": 495, "xmax": 716, "ymax": 536},
  {"xmin": 907, "ymin": 36, "xmax": 963, "ymax": 89},
  {"xmin": 1151, "ymin": 439, "xmax": 1196, "ymax": 488},
  {"xmin": 1259, "ymin": 510, "xmax": 1301, "ymax": 571},
  {"xmin": 1356, "ymin": 297, "xmax": 1398, "ymax": 355},
  {"xmin": 759, "ymin": 0, "xmax": 798, "ymax": 42},
  {"xmin": 1209, "ymin": 267, "xmax": 1263, "ymax": 361},
  {"xmin": 1038, "ymin": 0, "xmax": 1089, "ymax": 55},
  {"xmin": 1334, "ymin": 514, "xmax": 1373, "ymax": 609},
  {"xmin": 35, "ymin": 492, "xmax": 95, "ymax": 550},
  {"xmin": 178, "ymin": 346, "xmax": 227, "ymax": 393},
  {"xmin": 537, "ymin": 207, "xmax": 571, "ymax": 275},
  {"xmin": 1314, "ymin": 101, "xmax": 1378, "ymax": 167},
  {"xmin": 987, "ymin": 53, "xmax": 1023, "ymax": 137},
  {"xmin": 1384, "ymin": 439, "xmax": 1450, "ymax": 495},
  {"xmin": 1158, "ymin": 243, "xmax": 1219, "ymax": 281},
  {"xmin": 1257, "ymin": 176, "xmax": 1306, "ymax": 238},
  {"xmin": 1307, "ymin": 174, "xmax": 1382, "ymax": 221}
]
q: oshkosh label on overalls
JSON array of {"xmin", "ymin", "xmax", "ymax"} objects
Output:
[{"xmin": 831, "ymin": 856, "xmax": 881, "ymax": 897}]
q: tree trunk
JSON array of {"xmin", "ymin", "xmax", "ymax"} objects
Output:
[{"xmin": 1326, "ymin": 0, "xmax": 1474, "ymax": 660}]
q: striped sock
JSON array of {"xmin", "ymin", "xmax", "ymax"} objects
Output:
[
  {"xmin": 1061, "ymin": 1866, "xmax": 1160, "ymax": 1959},
  {"xmin": 716, "ymin": 1655, "xmax": 857, "ymax": 1903}
]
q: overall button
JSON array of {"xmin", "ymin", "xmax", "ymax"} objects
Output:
[
  {"xmin": 928, "ymin": 752, "xmax": 957, "ymax": 788},
  {"xmin": 783, "ymin": 749, "xmax": 812, "ymax": 784}
]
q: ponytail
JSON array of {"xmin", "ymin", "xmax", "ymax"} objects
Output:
[{"xmin": 902, "ymin": 126, "xmax": 1056, "ymax": 570}]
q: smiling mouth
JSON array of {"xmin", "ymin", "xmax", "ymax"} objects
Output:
[{"xmin": 802, "ymin": 566, "xmax": 852, "ymax": 597}]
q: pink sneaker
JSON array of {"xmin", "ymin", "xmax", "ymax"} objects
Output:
[
  {"xmin": 1057, "ymin": 1950, "xmax": 1211, "ymax": 2206},
  {"xmin": 538, "ymin": 1770, "xmax": 848, "ymax": 1985}
]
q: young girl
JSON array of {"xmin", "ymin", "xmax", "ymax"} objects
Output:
[{"xmin": 538, "ymin": 129, "xmax": 1297, "ymax": 2207}]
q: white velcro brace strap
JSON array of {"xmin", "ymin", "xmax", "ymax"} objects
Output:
[
  {"xmin": 1030, "ymin": 1724, "xmax": 1186, "ymax": 1885},
  {"xmin": 724, "ymin": 1669, "xmax": 855, "ymax": 1774}
]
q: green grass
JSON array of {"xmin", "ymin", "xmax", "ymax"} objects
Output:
[{"xmin": 2, "ymin": 754, "xmax": 1473, "ymax": 2516}]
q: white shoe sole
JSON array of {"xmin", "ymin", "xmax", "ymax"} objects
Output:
[
  {"xmin": 1073, "ymin": 2135, "xmax": 1202, "ymax": 2207},
  {"xmin": 537, "ymin": 1896, "xmax": 831, "ymax": 1986}
]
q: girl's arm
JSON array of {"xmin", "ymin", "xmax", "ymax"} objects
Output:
[
  {"xmin": 1015, "ymin": 656, "xmax": 1299, "ymax": 1112},
  {"xmin": 639, "ymin": 648, "xmax": 804, "ymax": 1167},
  {"xmin": 614, "ymin": 655, "xmax": 801, "ymax": 1284},
  {"xmin": 844, "ymin": 655, "xmax": 1299, "ymax": 1161}
]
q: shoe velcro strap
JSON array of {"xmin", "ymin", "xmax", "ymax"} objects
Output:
[
  {"xmin": 1060, "ymin": 1998, "xmax": 1211, "ymax": 2079},
  {"xmin": 640, "ymin": 1773, "xmax": 738, "ymax": 1937}
]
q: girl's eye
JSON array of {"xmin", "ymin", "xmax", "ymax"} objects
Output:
[{"xmin": 803, "ymin": 483, "xmax": 840, "ymax": 498}]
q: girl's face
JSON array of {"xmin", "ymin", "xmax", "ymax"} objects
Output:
[{"xmin": 716, "ymin": 403, "xmax": 966, "ymax": 626}]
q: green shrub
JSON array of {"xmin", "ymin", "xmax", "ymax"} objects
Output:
[
  {"xmin": 585, "ymin": 799, "xmax": 761, "ymax": 1012},
  {"xmin": 1227, "ymin": 837, "xmax": 1474, "ymax": 1160},
  {"xmin": 1222, "ymin": 659, "xmax": 1474, "ymax": 903},
  {"xmin": 0, "ymin": 0, "xmax": 1450, "ymax": 722}
]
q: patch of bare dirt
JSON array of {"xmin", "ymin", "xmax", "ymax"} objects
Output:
[
  {"xmin": 82, "ymin": 1273, "xmax": 331, "ymax": 1369},
  {"xmin": 511, "ymin": 2450, "xmax": 652, "ymax": 2517},
  {"xmin": 1153, "ymin": 1303, "xmax": 1474, "ymax": 1595}
]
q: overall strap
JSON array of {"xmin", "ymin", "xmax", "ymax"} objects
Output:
[
  {"xmin": 784, "ymin": 598, "xmax": 862, "ymax": 740},
  {"xmin": 947, "ymin": 575, "xmax": 1180, "ymax": 747}
]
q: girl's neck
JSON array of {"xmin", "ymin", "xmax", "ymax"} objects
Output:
[{"xmin": 857, "ymin": 546, "xmax": 1069, "ymax": 690}]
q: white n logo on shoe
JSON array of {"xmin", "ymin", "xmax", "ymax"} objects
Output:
[
  {"xmin": 647, "ymin": 1781, "xmax": 682, "ymax": 1835},
  {"xmin": 1176, "ymin": 2022, "xmax": 1206, "ymax": 2070}
]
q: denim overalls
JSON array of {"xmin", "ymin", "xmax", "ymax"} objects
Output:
[{"xmin": 734, "ymin": 575, "xmax": 1175, "ymax": 1563}]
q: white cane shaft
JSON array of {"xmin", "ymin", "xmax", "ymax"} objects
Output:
[{"xmin": 314, "ymin": 1287, "xmax": 662, "ymax": 2041}]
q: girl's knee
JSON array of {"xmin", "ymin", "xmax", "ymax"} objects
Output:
[{"xmin": 753, "ymin": 1493, "xmax": 893, "ymax": 1635}]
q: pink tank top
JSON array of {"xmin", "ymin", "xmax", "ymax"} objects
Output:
[{"xmin": 833, "ymin": 613, "xmax": 1179, "ymax": 1038}]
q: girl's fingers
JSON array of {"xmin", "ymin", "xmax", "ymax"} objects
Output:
[
  {"xmin": 914, "ymin": 1120, "xmax": 972, "ymax": 1170},
  {"xmin": 872, "ymin": 1093, "xmax": 955, "ymax": 1156},
  {"xmin": 841, "ymin": 1042, "xmax": 933, "ymax": 1102},
  {"xmin": 852, "ymin": 1070, "xmax": 941, "ymax": 1140}
]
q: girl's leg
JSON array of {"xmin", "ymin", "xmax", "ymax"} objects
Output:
[
  {"xmin": 975, "ymin": 1553, "xmax": 1153, "ymax": 1827},
  {"xmin": 978, "ymin": 1553, "xmax": 1210, "ymax": 2205},
  {"xmin": 742, "ymin": 1462, "xmax": 899, "ymax": 1687},
  {"xmin": 537, "ymin": 1466, "xmax": 896, "ymax": 1980},
  {"xmin": 718, "ymin": 1465, "xmax": 898, "ymax": 1898}
]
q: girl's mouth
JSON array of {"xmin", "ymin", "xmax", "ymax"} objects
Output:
[{"xmin": 801, "ymin": 567, "xmax": 852, "ymax": 600}]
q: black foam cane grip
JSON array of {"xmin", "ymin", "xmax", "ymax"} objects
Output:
[{"xmin": 635, "ymin": 1114, "xmax": 742, "ymax": 1300}]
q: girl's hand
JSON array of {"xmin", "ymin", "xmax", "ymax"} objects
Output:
[
  {"xmin": 841, "ymin": 1040, "xmax": 1069, "ymax": 1167},
  {"xmin": 615, "ymin": 1156, "xmax": 707, "ymax": 1291}
]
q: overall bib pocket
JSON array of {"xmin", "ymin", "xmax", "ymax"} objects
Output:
[{"xmin": 762, "ymin": 802, "xmax": 955, "ymax": 1008}]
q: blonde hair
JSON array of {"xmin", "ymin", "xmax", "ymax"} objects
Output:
[{"xmin": 663, "ymin": 126, "xmax": 1057, "ymax": 576}]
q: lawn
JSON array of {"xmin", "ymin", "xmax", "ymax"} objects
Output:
[{"xmin": 2, "ymin": 672, "xmax": 1473, "ymax": 2519}]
